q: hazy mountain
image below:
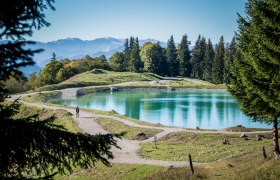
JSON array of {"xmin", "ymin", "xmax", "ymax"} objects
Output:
[
  {"xmin": 1, "ymin": 37, "xmax": 167, "ymax": 76},
  {"xmin": 19, "ymin": 64, "xmax": 41, "ymax": 77},
  {"xmin": 26, "ymin": 37, "xmax": 167, "ymax": 68}
]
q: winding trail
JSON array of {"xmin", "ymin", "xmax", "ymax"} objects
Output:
[{"xmin": 9, "ymin": 89, "xmax": 271, "ymax": 167}]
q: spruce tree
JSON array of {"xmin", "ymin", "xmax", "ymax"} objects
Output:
[
  {"xmin": 129, "ymin": 37, "xmax": 142, "ymax": 72},
  {"xmin": 157, "ymin": 42, "xmax": 169, "ymax": 76},
  {"xmin": 177, "ymin": 34, "xmax": 192, "ymax": 77},
  {"xmin": 224, "ymin": 37, "xmax": 238, "ymax": 84},
  {"xmin": 203, "ymin": 39, "xmax": 215, "ymax": 81},
  {"xmin": 0, "ymin": 0, "xmax": 118, "ymax": 178},
  {"xmin": 190, "ymin": 35, "xmax": 206, "ymax": 79},
  {"xmin": 228, "ymin": 0, "xmax": 280, "ymax": 154},
  {"xmin": 123, "ymin": 38, "xmax": 130, "ymax": 71},
  {"xmin": 166, "ymin": 35, "xmax": 179, "ymax": 77},
  {"xmin": 212, "ymin": 36, "xmax": 225, "ymax": 84}
]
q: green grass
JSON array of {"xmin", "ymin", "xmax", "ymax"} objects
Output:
[
  {"xmin": 55, "ymin": 163, "xmax": 165, "ymax": 180},
  {"xmin": 139, "ymin": 131, "xmax": 271, "ymax": 162},
  {"xmin": 143, "ymin": 147, "xmax": 280, "ymax": 180},
  {"xmin": 83, "ymin": 108, "xmax": 165, "ymax": 127},
  {"xmin": 56, "ymin": 147, "xmax": 280, "ymax": 180},
  {"xmin": 35, "ymin": 69, "xmax": 225, "ymax": 91},
  {"xmin": 37, "ymin": 70, "xmax": 160, "ymax": 91},
  {"xmin": 77, "ymin": 87, "xmax": 111, "ymax": 96},
  {"xmin": 126, "ymin": 79, "xmax": 225, "ymax": 89},
  {"xmin": 96, "ymin": 117, "xmax": 162, "ymax": 140},
  {"xmin": 21, "ymin": 91, "xmax": 61, "ymax": 103},
  {"xmin": 226, "ymin": 126, "xmax": 270, "ymax": 132},
  {"xmin": 15, "ymin": 103, "xmax": 82, "ymax": 133}
]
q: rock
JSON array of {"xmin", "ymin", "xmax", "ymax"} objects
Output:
[
  {"xmin": 256, "ymin": 134, "xmax": 262, "ymax": 141},
  {"xmin": 111, "ymin": 109, "xmax": 118, "ymax": 114},
  {"xmin": 137, "ymin": 132, "xmax": 146, "ymax": 137},
  {"xmin": 223, "ymin": 138, "xmax": 229, "ymax": 144},
  {"xmin": 240, "ymin": 133, "xmax": 248, "ymax": 138},
  {"xmin": 196, "ymin": 126, "xmax": 200, "ymax": 130},
  {"xmin": 236, "ymin": 124, "xmax": 243, "ymax": 127},
  {"xmin": 168, "ymin": 165, "xmax": 174, "ymax": 169}
]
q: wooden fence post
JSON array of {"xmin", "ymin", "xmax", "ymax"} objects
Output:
[
  {"xmin": 262, "ymin": 147, "xmax": 267, "ymax": 159},
  {"xmin": 189, "ymin": 154, "xmax": 194, "ymax": 175}
]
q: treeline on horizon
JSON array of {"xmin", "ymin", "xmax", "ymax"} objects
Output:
[{"xmin": 5, "ymin": 34, "xmax": 241, "ymax": 93}]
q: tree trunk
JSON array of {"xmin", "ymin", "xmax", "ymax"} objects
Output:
[{"xmin": 273, "ymin": 117, "xmax": 280, "ymax": 155}]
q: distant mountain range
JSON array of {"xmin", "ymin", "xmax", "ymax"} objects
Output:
[
  {"xmin": 28, "ymin": 37, "xmax": 166, "ymax": 67},
  {"xmin": 5, "ymin": 37, "xmax": 166, "ymax": 76}
]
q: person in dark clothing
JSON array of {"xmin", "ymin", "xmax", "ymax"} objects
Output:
[{"xmin": 76, "ymin": 106, "xmax": 80, "ymax": 118}]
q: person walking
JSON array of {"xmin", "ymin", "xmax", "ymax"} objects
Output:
[{"xmin": 76, "ymin": 106, "xmax": 80, "ymax": 118}]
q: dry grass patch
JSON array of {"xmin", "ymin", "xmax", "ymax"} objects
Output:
[{"xmin": 96, "ymin": 117, "xmax": 162, "ymax": 140}]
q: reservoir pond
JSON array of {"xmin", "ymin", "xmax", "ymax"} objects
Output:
[{"xmin": 51, "ymin": 90, "xmax": 270, "ymax": 129}]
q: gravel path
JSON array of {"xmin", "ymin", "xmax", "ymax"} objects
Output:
[{"xmin": 8, "ymin": 90, "xmax": 271, "ymax": 167}]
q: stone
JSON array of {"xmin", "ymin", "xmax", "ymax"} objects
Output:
[
  {"xmin": 240, "ymin": 133, "xmax": 248, "ymax": 138},
  {"xmin": 223, "ymin": 138, "xmax": 229, "ymax": 144},
  {"xmin": 256, "ymin": 134, "xmax": 262, "ymax": 141},
  {"xmin": 196, "ymin": 126, "xmax": 200, "ymax": 130},
  {"xmin": 137, "ymin": 132, "xmax": 146, "ymax": 137},
  {"xmin": 236, "ymin": 124, "xmax": 243, "ymax": 127}
]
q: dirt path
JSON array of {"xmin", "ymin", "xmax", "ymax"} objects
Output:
[
  {"xmin": 12, "ymin": 99, "xmax": 191, "ymax": 167},
  {"xmin": 8, "ymin": 91, "xmax": 270, "ymax": 167}
]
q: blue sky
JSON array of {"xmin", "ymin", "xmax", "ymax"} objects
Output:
[{"xmin": 31, "ymin": 0, "xmax": 247, "ymax": 45}]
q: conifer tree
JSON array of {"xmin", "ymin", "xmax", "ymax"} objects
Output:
[
  {"xmin": 190, "ymin": 35, "xmax": 206, "ymax": 79},
  {"xmin": 177, "ymin": 34, "xmax": 192, "ymax": 77},
  {"xmin": 224, "ymin": 37, "xmax": 238, "ymax": 84},
  {"xmin": 203, "ymin": 39, "xmax": 215, "ymax": 81},
  {"xmin": 129, "ymin": 37, "xmax": 142, "ymax": 72},
  {"xmin": 166, "ymin": 35, "xmax": 179, "ymax": 77},
  {"xmin": 212, "ymin": 36, "xmax": 225, "ymax": 84},
  {"xmin": 123, "ymin": 38, "xmax": 130, "ymax": 71},
  {"xmin": 157, "ymin": 42, "xmax": 169, "ymax": 76},
  {"xmin": 228, "ymin": 0, "xmax": 280, "ymax": 154},
  {"xmin": 0, "ymin": 0, "xmax": 118, "ymax": 178}
]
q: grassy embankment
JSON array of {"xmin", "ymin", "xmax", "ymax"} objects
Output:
[
  {"xmin": 14, "ymin": 102, "xmax": 82, "ymax": 133},
  {"xmin": 31, "ymin": 69, "xmax": 224, "ymax": 92},
  {"xmin": 118, "ymin": 78, "xmax": 225, "ymax": 89},
  {"xmin": 77, "ymin": 76, "xmax": 225, "ymax": 95},
  {"xmin": 36, "ymin": 70, "xmax": 161, "ymax": 91},
  {"xmin": 139, "ymin": 131, "xmax": 271, "ymax": 162},
  {"xmin": 21, "ymin": 91, "xmax": 62, "ymax": 103},
  {"xmin": 96, "ymin": 117, "xmax": 162, "ymax": 140}
]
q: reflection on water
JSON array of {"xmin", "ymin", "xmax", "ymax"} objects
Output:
[{"xmin": 52, "ymin": 90, "xmax": 270, "ymax": 129}]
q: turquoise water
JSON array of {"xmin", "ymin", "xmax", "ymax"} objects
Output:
[{"xmin": 52, "ymin": 90, "xmax": 270, "ymax": 129}]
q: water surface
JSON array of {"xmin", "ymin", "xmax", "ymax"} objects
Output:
[{"xmin": 52, "ymin": 90, "xmax": 270, "ymax": 129}]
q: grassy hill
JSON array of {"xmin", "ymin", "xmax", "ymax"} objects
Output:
[{"xmin": 37, "ymin": 70, "xmax": 161, "ymax": 91}]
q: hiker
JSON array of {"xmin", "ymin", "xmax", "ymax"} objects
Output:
[{"xmin": 76, "ymin": 106, "xmax": 80, "ymax": 118}]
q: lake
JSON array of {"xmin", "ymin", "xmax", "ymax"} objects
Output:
[{"xmin": 52, "ymin": 90, "xmax": 270, "ymax": 129}]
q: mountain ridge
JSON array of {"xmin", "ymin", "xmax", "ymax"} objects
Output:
[
  {"xmin": 27, "ymin": 37, "xmax": 167, "ymax": 68},
  {"xmin": 1, "ymin": 37, "xmax": 168, "ymax": 76}
]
